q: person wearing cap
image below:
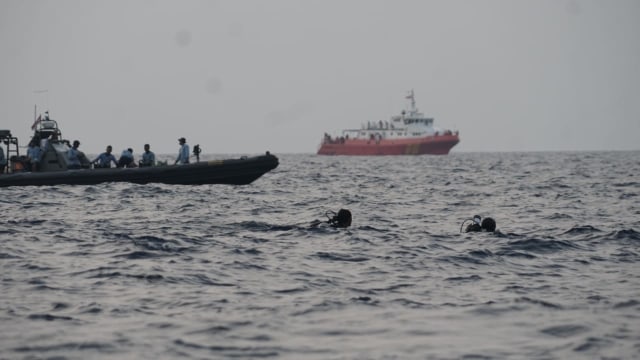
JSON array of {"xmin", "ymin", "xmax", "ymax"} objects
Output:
[
  {"xmin": 67, "ymin": 140, "xmax": 83, "ymax": 169},
  {"xmin": 93, "ymin": 145, "xmax": 118, "ymax": 168},
  {"xmin": 174, "ymin": 137, "xmax": 190, "ymax": 165},
  {"xmin": 139, "ymin": 144, "xmax": 155, "ymax": 167}
]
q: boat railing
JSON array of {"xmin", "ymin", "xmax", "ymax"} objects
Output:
[
  {"xmin": 35, "ymin": 119, "xmax": 62, "ymax": 141},
  {"xmin": 0, "ymin": 130, "xmax": 19, "ymax": 174}
]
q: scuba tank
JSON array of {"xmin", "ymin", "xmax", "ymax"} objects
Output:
[{"xmin": 460, "ymin": 215, "xmax": 482, "ymax": 233}]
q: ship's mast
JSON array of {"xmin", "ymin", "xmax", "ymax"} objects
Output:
[
  {"xmin": 406, "ymin": 89, "xmax": 417, "ymax": 115},
  {"xmin": 407, "ymin": 89, "xmax": 415, "ymax": 109}
]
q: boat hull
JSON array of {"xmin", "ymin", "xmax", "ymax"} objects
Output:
[
  {"xmin": 317, "ymin": 135, "xmax": 459, "ymax": 155},
  {"xmin": 0, "ymin": 154, "xmax": 278, "ymax": 187}
]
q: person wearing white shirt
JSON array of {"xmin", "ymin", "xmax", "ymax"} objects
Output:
[{"xmin": 174, "ymin": 137, "xmax": 190, "ymax": 165}]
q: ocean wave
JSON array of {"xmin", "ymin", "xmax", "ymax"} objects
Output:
[
  {"xmin": 608, "ymin": 229, "xmax": 640, "ymax": 242},
  {"xmin": 540, "ymin": 324, "xmax": 590, "ymax": 338},
  {"xmin": 514, "ymin": 296, "xmax": 563, "ymax": 309},
  {"xmin": 573, "ymin": 337, "xmax": 614, "ymax": 353},
  {"xmin": 27, "ymin": 313, "xmax": 74, "ymax": 321},
  {"xmin": 13, "ymin": 341, "xmax": 116, "ymax": 353},
  {"xmin": 3, "ymin": 152, "xmax": 640, "ymax": 359},
  {"xmin": 500, "ymin": 238, "xmax": 582, "ymax": 254},
  {"xmin": 115, "ymin": 250, "xmax": 168, "ymax": 259},
  {"xmin": 561, "ymin": 225, "xmax": 602, "ymax": 235},
  {"xmin": 173, "ymin": 339, "xmax": 282, "ymax": 358},
  {"xmin": 313, "ymin": 252, "xmax": 369, "ymax": 262}
]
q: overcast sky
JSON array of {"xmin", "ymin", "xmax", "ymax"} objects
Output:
[{"xmin": 1, "ymin": 0, "xmax": 639, "ymax": 155}]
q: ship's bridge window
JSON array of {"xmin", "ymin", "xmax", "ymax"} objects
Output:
[{"xmin": 42, "ymin": 121, "xmax": 56, "ymax": 129}]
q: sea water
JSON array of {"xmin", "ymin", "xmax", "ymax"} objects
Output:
[{"xmin": 1, "ymin": 151, "xmax": 639, "ymax": 359}]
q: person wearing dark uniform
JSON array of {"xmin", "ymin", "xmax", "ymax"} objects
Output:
[
  {"xmin": 480, "ymin": 217, "xmax": 496, "ymax": 232},
  {"xmin": 330, "ymin": 209, "xmax": 352, "ymax": 228},
  {"xmin": 310, "ymin": 209, "xmax": 352, "ymax": 228},
  {"xmin": 463, "ymin": 215, "xmax": 496, "ymax": 233}
]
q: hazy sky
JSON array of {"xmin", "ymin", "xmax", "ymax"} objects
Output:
[{"xmin": 1, "ymin": 0, "xmax": 639, "ymax": 155}]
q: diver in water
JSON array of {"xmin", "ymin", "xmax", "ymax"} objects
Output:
[
  {"xmin": 310, "ymin": 209, "xmax": 352, "ymax": 228},
  {"xmin": 461, "ymin": 215, "xmax": 496, "ymax": 233}
]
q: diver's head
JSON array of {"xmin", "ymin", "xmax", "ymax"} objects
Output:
[
  {"xmin": 332, "ymin": 209, "xmax": 352, "ymax": 228},
  {"xmin": 481, "ymin": 217, "xmax": 496, "ymax": 232},
  {"xmin": 473, "ymin": 215, "xmax": 482, "ymax": 225}
]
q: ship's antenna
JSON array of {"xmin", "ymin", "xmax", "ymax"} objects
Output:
[
  {"xmin": 33, "ymin": 89, "xmax": 48, "ymax": 121},
  {"xmin": 406, "ymin": 89, "xmax": 416, "ymax": 111}
]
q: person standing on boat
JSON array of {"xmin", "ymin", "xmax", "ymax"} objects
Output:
[
  {"xmin": 174, "ymin": 137, "xmax": 190, "ymax": 165},
  {"xmin": 27, "ymin": 139, "xmax": 43, "ymax": 172},
  {"xmin": 92, "ymin": 145, "xmax": 118, "ymax": 168},
  {"xmin": 117, "ymin": 148, "xmax": 135, "ymax": 168},
  {"xmin": 139, "ymin": 144, "xmax": 155, "ymax": 167},
  {"xmin": 67, "ymin": 140, "xmax": 82, "ymax": 169}
]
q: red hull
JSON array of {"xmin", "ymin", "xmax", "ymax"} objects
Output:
[{"xmin": 317, "ymin": 134, "xmax": 459, "ymax": 156}]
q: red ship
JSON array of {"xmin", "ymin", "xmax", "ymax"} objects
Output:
[{"xmin": 318, "ymin": 90, "xmax": 459, "ymax": 155}]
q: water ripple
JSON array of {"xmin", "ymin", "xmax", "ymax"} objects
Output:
[{"xmin": 2, "ymin": 151, "xmax": 639, "ymax": 359}]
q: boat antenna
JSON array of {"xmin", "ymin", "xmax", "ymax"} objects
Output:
[
  {"xmin": 33, "ymin": 89, "xmax": 48, "ymax": 124},
  {"xmin": 406, "ymin": 89, "xmax": 416, "ymax": 111}
]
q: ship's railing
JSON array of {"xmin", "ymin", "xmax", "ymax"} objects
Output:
[{"xmin": 0, "ymin": 130, "xmax": 19, "ymax": 174}]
